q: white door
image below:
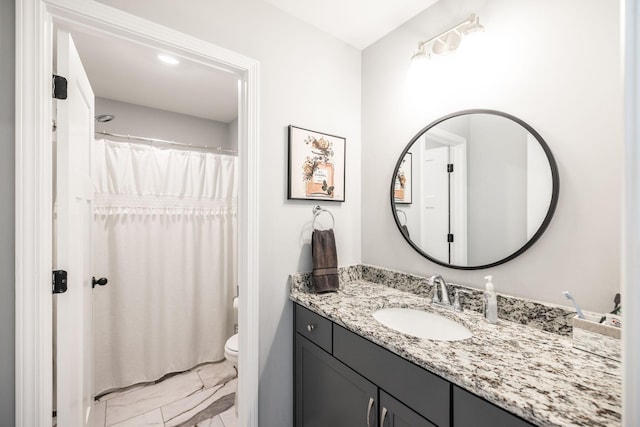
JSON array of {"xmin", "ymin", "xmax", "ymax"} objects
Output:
[
  {"xmin": 54, "ymin": 29, "xmax": 95, "ymax": 427},
  {"xmin": 421, "ymin": 145, "xmax": 450, "ymax": 263}
]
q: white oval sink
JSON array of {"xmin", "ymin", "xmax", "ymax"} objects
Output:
[{"xmin": 372, "ymin": 308, "xmax": 472, "ymax": 341}]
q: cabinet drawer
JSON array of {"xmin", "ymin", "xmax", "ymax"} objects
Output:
[
  {"xmin": 295, "ymin": 304, "xmax": 332, "ymax": 353},
  {"xmin": 453, "ymin": 386, "xmax": 534, "ymax": 427},
  {"xmin": 333, "ymin": 325, "xmax": 450, "ymax": 426}
]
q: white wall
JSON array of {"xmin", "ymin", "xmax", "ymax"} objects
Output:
[
  {"xmin": 228, "ymin": 118, "xmax": 238, "ymax": 151},
  {"xmin": 95, "ymin": 97, "xmax": 236, "ymax": 150},
  {"xmin": 95, "ymin": 1, "xmax": 362, "ymax": 426},
  {"xmin": 0, "ymin": 0, "xmax": 15, "ymax": 422},
  {"xmin": 362, "ymin": 0, "xmax": 622, "ymax": 313},
  {"xmin": 467, "ymin": 114, "xmax": 527, "ymax": 265}
]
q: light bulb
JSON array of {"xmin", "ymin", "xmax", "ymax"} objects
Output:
[
  {"xmin": 407, "ymin": 48, "xmax": 429, "ymax": 87},
  {"xmin": 157, "ymin": 54, "xmax": 179, "ymax": 65},
  {"xmin": 458, "ymin": 30, "xmax": 488, "ymax": 60}
]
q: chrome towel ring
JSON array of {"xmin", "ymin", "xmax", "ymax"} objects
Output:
[
  {"xmin": 396, "ymin": 209, "xmax": 407, "ymax": 226},
  {"xmin": 312, "ymin": 205, "xmax": 335, "ymax": 230}
]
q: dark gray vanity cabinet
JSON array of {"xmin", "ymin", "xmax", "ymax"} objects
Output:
[
  {"xmin": 294, "ymin": 304, "xmax": 435, "ymax": 427},
  {"xmin": 295, "ymin": 334, "xmax": 378, "ymax": 427},
  {"xmin": 333, "ymin": 324, "xmax": 449, "ymax": 426},
  {"xmin": 294, "ymin": 303, "xmax": 534, "ymax": 427},
  {"xmin": 452, "ymin": 386, "xmax": 534, "ymax": 427},
  {"xmin": 380, "ymin": 391, "xmax": 436, "ymax": 427}
]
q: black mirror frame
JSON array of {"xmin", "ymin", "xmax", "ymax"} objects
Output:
[{"xmin": 390, "ymin": 109, "xmax": 560, "ymax": 270}]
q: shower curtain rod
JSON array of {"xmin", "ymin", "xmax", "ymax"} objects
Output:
[{"xmin": 94, "ymin": 130, "xmax": 238, "ymax": 154}]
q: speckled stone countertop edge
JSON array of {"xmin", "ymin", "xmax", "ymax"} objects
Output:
[
  {"xmin": 289, "ymin": 275, "xmax": 622, "ymax": 427},
  {"xmin": 291, "ymin": 264, "xmax": 579, "ymax": 336}
]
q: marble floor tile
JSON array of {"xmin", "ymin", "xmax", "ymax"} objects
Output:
[
  {"xmin": 90, "ymin": 400, "xmax": 106, "ymax": 427},
  {"xmin": 193, "ymin": 419, "xmax": 211, "ymax": 427},
  {"xmin": 160, "ymin": 383, "xmax": 223, "ymax": 424},
  {"xmin": 105, "ymin": 371, "xmax": 203, "ymax": 426},
  {"xmin": 110, "ymin": 409, "xmax": 164, "ymax": 427},
  {"xmin": 195, "ymin": 415, "xmax": 225, "ymax": 427},
  {"xmin": 98, "ymin": 382, "xmax": 148, "ymax": 402},
  {"xmin": 196, "ymin": 360, "xmax": 236, "ymax": 389},
  {"xmin": 54, "ymin": 401, "xmax": 106, "ymax": 427},
  {"xmin": 219, "ymin": 406, "xmax": 237, "ymax": 427},
  {"xmin": 162, "ymin": 378, "xmax": 237, "ymax": 427}
]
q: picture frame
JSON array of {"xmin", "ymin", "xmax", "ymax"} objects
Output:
[
  {"xmin": 394, "ymin": 152, "xmax": 412, "ymax": 204},
  {"xmin": 288, "ymin": 125, "xmax": 346, "ymax": 202}
]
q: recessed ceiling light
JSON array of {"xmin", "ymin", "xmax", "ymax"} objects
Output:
[{"xmin": 157, "ymin": 54, "xmax": 179, "ymax": 65}]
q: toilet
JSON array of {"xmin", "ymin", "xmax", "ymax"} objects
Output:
[
  {"xmin": 224, "ymin": 333, "xmax": 238, "ymax": 366},
  {"xmin": 225, "ymin": 296, "xmax": 239, "ymax": 367},
  {"xmin": 224, "ymin": 297, "xmax": 239, "ymax": 413}
]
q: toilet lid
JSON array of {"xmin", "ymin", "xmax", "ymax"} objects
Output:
[{"xmin": 226, "ymin": 334, "xmax": 238, "ymax": 354}]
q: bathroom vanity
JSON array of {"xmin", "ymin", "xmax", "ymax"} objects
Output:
[
  {"xmin": 295, "ymin": 304, "xmax": 532, "ymax": 426},
  {"xmin": 290, "ymin": 266, "xmax": 621, "ymax": 427}
]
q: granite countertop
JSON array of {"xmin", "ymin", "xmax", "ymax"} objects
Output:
[{"xmin": 290, "ymin": 274, "xmax": 622, "ymax": 426}]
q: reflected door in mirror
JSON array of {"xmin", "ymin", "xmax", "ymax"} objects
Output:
[{"xmin": 390, "ymin": 110, "xmax": 558, "ymax": 270}]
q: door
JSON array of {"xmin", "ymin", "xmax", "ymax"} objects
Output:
[
  {"xmin": 379, "ymin": 391, "xmax": 436, "ymax": 427},
  {"xmin": 295, "ymin": 335, "xmax": 378, "ymax": 427},
  {"xmin": 54, "ymin": 29, "xmax": 95, "ymax": 426},
  {"xmin": 421, "ymin": 144, "xmax": 450, "ymax": 263}
]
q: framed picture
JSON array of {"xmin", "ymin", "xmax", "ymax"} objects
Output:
[
  {"xmin": 288, "ymin": 125, "xmax": 346, "ymax": 202},
  {"xmin": 394, "ymin": 152, "xmax": 412, "ymax": 204}
]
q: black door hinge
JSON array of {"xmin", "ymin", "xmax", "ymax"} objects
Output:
[
  {"xmin": 447, "ymin": 233, "xmax": 454, "ymax": 243},
  {"xmin": 52, "ymin": 270, "xmax": 68, "ymax": 294},
  {"xmin": 52, "ymin": 74, "xmax": 68, "ymax": 100},
  {"xmin": 447, "ymin": 164, "xmax": 454, "ymax": 173}
]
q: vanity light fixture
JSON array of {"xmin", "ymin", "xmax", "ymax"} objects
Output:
[
  {"xmin": 157, "ymin": 53, "xmax": 180, "ymax": 65},
  {"xmin": 410, "ymin": 14, "xmax": 485, "ymax": 63}
]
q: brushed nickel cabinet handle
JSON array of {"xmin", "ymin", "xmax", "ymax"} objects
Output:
[
  {"xmin": 380, "ymin": 407, "xmax": 388, "ymax": 427},
  {"xmin": 307, "ymin": 324, "xmax": 315, "ymax": 332},
  {"xmin": 367, "ymin": 397, "xmax": 374, "ymax": 427}
]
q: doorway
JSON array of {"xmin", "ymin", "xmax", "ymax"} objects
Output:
[
  {"xmin": 15, "ymin": 2, "xmax": 260, "ymax": 426},
  {"xmin": 53, "ymin": 25, "xmax": 242, "ymax": 425}
]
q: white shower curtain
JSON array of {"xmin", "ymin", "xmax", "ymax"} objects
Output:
[{"xmin": 92, "ymin": 139, "xmax": 237, "ymax": 394}]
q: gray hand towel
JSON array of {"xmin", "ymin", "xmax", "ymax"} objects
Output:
[{"xmin": 311, "ymin": 229, "xmax": 339, "ymax": 293}]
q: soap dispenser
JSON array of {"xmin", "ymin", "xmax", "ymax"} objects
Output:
[{"xmin": 483, "ymin": 275, "xmax": 498, "ymax": 324}]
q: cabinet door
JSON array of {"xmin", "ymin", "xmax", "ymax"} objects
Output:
[
  {"xmin": 333, "ymin": 324, "xmax": 450, "ymax": 426},
  {"xmin": 380, "ymin": 391, "xmax": 436, "ymax": 427},
  {"xmin": 296, "ymin": 334, "xmax": 378, "ymax": 427}
]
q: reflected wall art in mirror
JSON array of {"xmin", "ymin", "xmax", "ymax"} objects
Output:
[{"xmin": 390, "ymin": 110, "xmax": 559, "ymax": 270}]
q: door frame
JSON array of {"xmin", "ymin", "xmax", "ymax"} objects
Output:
[
  {"xmin": 15, "ymin": 1, "xmax": 260, "ymax": 426},
  {"xmin": 424, "ymin": 128, "xmax": 468, "ymax": 265},
  {"xmin": 623, "ymin": 0, "xmax": 640, "ymax": 423}
]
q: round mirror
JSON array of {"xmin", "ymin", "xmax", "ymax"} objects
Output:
[{"xmin": 391, "ymin": 109, "xmax": 559, "ymax": 270}]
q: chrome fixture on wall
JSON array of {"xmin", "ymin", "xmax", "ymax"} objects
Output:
[
  {"xmin": 95, "ymin": 114, "xmax": 115, "ymax": 123},
  {"xmin": 410, "ymin": 14, "xmax": 485, "ymax": 65}
]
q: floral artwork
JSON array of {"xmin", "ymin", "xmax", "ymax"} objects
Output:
[
  {"xmin": 288, "ymin": 126, "xmax": 345, "ymax": 202},
  {"xmin": 394, "ymin": 152, "xmax": 412, "ymax": 204}
]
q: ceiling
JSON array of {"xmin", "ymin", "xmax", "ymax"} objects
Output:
[
  {"xmin": 264, "ymin": 0, "xmax": 439, "ymax": 49},
  {"xmin": 65, "ymin": 1, "xmax": 438, "ymax": 122},
  {"xmin": 69, "ymin": 29, "xmax": 240, "ymax": 123}
]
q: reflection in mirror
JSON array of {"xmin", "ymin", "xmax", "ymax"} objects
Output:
[{"xmin": 391, "ymin": 110, "xmax": 559, "ymax": 270}]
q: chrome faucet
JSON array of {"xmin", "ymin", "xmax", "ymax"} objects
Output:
[
  {"xmin": 429, "ymin": 274, "xmax": 469, "ymax": 312},
  {"xmin": 429, "ymin": 274, "xmax": 451, "ymax": 305}
]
